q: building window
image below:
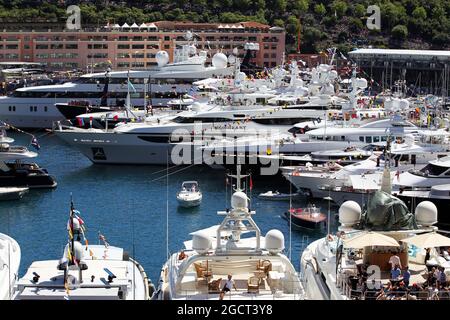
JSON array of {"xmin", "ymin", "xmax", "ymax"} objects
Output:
[
  {"xmin": 132, "ymin": 44, "xmax": 144, "ymax": 49},
  {"xmin": 147, "ymin": 44, "xmax": 159, "ymax": 49},
  {"xmin": 117, "ymin": 62, "xmax": 130, "ymax": 68},
  {"xmin": 118, "ymin": 36, "xmax": 128, "ymax": 41},
  {"xmin": 164, "ymin": 44, "xmax": 170, "ymax": 49},
  {"xmin": 164, "ymin": 36, "xmax": 170, "ymax": 41},
  {"xmin": 24, "ymin": 45, "xmax": 30, "ymax": 49},
  {"xmin": 66, "ymin": 44, "xmax": 78, "ymax": 49},
  {"xmin": 50, "ymin": 44, "xmax": 64, "ymax": 49},
  {"xmin": 6, "ymin": 44, "xmax": 18, "ymax": 49},
  {"xmin": 118, "ymin": 44, "xmax": 130, "ymax": 49},
  {"xmin": 117, "ymin": 53, "xmax": 130, "ymax": 59},
  {"xmin": 36, "ymin": 44, "xmax": 49, "ymax": 49}
]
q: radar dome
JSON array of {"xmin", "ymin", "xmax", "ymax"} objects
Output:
[
  {"xmin": 212, "ymin": 52, "xmax": 228, "ymax": 69},
  {"xmin": 339, "ymin": 201, "xmax": 362, "ymax": 227},
  {"xmin": 192, "ymin": 232, "xmax": 212, "ymax": 254},
  {"xmin": 265, "ymin": 230, "xmax": 285, "ymax": 254},
  {"xmin": 415, "ymin": 201, "xmax": 437, "ymax": 226},
  {"xmin": 64, "ymin": 241, "xmax": 84, "ymax": 261},
  {"xmin": 156, "ymin": 51, "xmax": 169, "ymax": 67},
  {"xmin": 231, "ymin": 191, "xmax": 249, "ymax": 210}
]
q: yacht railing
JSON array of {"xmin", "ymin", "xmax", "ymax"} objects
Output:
[{"xmin": 336, "ymin": 266, "xmax": 450, "ymax": 300}]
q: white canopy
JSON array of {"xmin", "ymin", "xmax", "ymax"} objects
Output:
[
  {"xmin": 131, "ymin": 23, "xmax": 139, "ymax": 28},
  {"xmin": 121, "ymin": 23, "xmax": 130, "ymax": 28},
  {"xmin": 113, "ymin": 24, "xmax": 121, "ymax": 29},
  {"xmin": 147, "ymin": 23, "xmax": 157, "ymax": 29},
  {"xmin": 401, "ymin": 232, "xmax": 450, "ymax": 248},
  {"xmin": 139, "ymin": 23, "xmax": 148, "ymax": 29},
  {"xmin": 344, "ymin": 231, "xmax": 400, "ymax": 249}
]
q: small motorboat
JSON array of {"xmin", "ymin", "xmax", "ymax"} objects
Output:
[
  {"xmin": 283, "ymin": 204, "xmax": 327, "ymax": 230},
  {"xmin": 258, "ymin": 190, "xmax": 299, "ymax": 201},
  {"xmin": 0, "ymin": 187, "xmax": 29, "ymax": 201},
  {"xmin": 177, "ymin": 181, "xmax": 202, "ymax": 208}
]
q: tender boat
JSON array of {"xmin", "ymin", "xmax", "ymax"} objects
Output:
[
  {"xmin": 0, "ymin": 233, "xmax": 21, "ymax": 300},
  {"xmin": 258, "ymin": 190, "xmax": 299, "ymax": 201},
  {"xmin": 157, "ymin": 165, "xmax": 304, "ymax": 300},
  {"xmin": 0, "ymin": 125, "xmax": 57, "ymax": 188},
  {"xmin": 13, "ymin": 198, "xmax": 154, "ymax": 300},
  {"xmin": 0, "ymin": 187, "xmax": 29, "ymax": 201},
  {"xmin": 177, "ymin": 181, "xmax": 202, "ymax": 207},
  {"xmin": 283, "ymin": 205, "xmax": 327, "ymax": 230}
]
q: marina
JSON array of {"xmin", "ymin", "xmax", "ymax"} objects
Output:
[{"xmin": 0, "ymin": 2, "xmax": 449, "ymax": 304}]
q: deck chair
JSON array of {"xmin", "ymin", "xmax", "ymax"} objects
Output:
[
  {"xmin": 247, "ymin": 276, "xmax": 260, "ymax": 293},
  {"xmin": 257, "ymin": 260, "xmax": 272, "ymax": 275},
  {"xmin": 208, "ymin": 278, "xmax": 222, "ymax": 293},
  {"xmin": 194, "ymin": 262, "xmax": 212, "ymax": 284}
]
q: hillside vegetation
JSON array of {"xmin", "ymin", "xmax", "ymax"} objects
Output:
[{"xmin": 0, "ymin": 0, "xmax": 449, "ymax": 52}]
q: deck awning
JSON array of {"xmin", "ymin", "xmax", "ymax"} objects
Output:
[{"xmin": 344, "ymin": 231, "xmax": 400, "ymax": 249}]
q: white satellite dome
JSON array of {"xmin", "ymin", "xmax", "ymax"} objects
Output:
[
  {"xmin": 228, "ymin": 55, "xmax": 236, "ymax": 64},
  {"xmin": 415, "ymin": 201, "xmax": 438, "ymax": 226},
  {"xmin": 192, "ymin": 232, "xmax": 212, "ymax": 254},
  {"xmin": 190, "ymin": 102, "xmax": 203, "ymax": 111},
  {"xmin": 212, "ymin": 52, "xmax": 228, "ymax": 69},
  {"xmin": 155, "ymin": 51, "xmax": 169, "ymax": 67},
  {"xmin": 64, "ymin": 241, "xmax": 84, "ymax": 261},
  {"xmin": 265, "ymin": 230, "xmax": 285, "ymax": 254},
  {"xmin": 231, "ymin": 191, "xmax": 249, "ymax": 210},
  {"xmin": 399, "ymin": 99, "xmax": 410, "ymax": 110},
  {"xmin": 354, "ymin": 78, "xmax": 368, "ymax": 89},
  {"xmin": 339, "ymin": 201, "xmax": 362, "ymax": 227}
]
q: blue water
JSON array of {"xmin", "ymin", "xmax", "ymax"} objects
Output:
[{"xmin": 0, "ymin": 132, "xmax": 339, "ymax": 284}]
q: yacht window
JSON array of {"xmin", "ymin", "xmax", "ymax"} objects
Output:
[
  {"xmin": 381, "ymin": 136, "xmax": 387, "ymax": 142},
  {"xmin": 420, "ymin": 164, "xmax": 448, "ymax": 176},
  {"xmin": 365, "ymin": 136, "xmax": 372, "ymax": 143},
  {"xmin": 373, "ymin": 136, "xmax": 380, "ymax": 143},
  {"xmin": 8, "ymin": 106, "xmax": 11, "ymax": 111},
  {"xmin": 359, "ymin": 136, "xmax": 364, "ymax": 142},
  {"xmin": 13, "ymin": 106, "xmax": 15, "ymax": 111},
  {"xmin": 44, "ymin": 106, "xmax": 48, "ymax": 112}
]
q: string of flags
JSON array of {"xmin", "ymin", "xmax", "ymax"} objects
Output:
[{"xmin": 0, "ymin": 120, "xmax": 41, "ymax": 150}]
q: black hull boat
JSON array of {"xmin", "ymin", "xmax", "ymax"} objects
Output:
[
  {"xmin": 56, "ymin": 102, "xmax": 114, "ymax": 120},
  {"xmin": 283, "ymin": 206, "xmax": 327, "ymax": 230},
  {"xmin": 0, "ymin": 163, "xmax": 57, "ymax": 188}
]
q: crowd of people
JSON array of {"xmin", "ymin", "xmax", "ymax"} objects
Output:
[{"xmin": 349, "ymin": 248, "xmax": 450, "ymax": 300}]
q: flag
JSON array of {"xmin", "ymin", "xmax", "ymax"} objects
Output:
[
  {"xmin": 77, "ymin": 117, "xmax": 85, "ymax": 127},
  {"xmin": 249, "ymin": 175, "xmax": 253, "ymax": 191},
  {"xmin": 113, "ymin": 114, "xmax": 119, "ymax": 121},
  {"xmin": 395, "ymin": 170, "xmax": 400, "ymax": 181},
  {"xmin": 128, "ymin": 80, "xmax": 137, "ymax": 93},
  {"xmin": 31, "ymin": 136, "xmax": 40, "ymax": 150}
]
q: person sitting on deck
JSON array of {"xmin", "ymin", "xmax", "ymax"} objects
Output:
[
  {"xmin": 219, "ymin": 274, "xmax": 237, "ymax": 300},
  {"xmin": 391, "ymin": 264, "xmax": 401, "ymax": 280},
  {"xmin": 403, "ymin": 266, "xmax": 411, "ymax": 287},
  {"xmin": 389, "ymin": 251, "xmax": 402, "ymax": 270},
  {"xmin": 178, "ymin": 250, "xmax": 186, "ymax": 260}
]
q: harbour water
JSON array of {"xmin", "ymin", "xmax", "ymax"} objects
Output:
[{"xmin": 0, "ymin": 132, "xmax": 339, "ymax": 283}]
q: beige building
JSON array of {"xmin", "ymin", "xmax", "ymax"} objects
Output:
[{"xmin": 0, "ymin": 21, "xmax": 285, "ymax": 72}]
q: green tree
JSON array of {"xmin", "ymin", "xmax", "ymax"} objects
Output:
[
  {"xmin": 331, "ymin": 1, "xmax": 348, "ymax": 18},
  {"xmin": 314, "ymin": 3, "xmax": 326, "ymax": 15},
  {"xmin": 391, "ymin": 24, "xmax": 408, "ymax": 40},
  {"xmin": 353, "ymin": 4, "xmax": 365, "ymax": 17},
  {"xmin": 412, "ymin": 6, "xmax": 427, "ymax": 20}
]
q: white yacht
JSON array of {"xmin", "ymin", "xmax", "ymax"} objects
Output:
[
  {"xmin": 0, "ymin": 233, "xmax": 21, "ymax": 300},
  {"xmin": 301, "ymin": 194, "xmax": 450, "ymax": 300},
  {"xmin": 13, "ymin": 199, "xmax": 154, "ymax": 300},
  {"xmin": 156, "ymin": 166, "xmax": 304, "ymax": 300},
  {"xmin": 177, "ymin": 181, "xmax": 202, "ymax": 208},
  {"xmin": 0, "ymin": 43, "xmax": 234, "ymax": 128}
]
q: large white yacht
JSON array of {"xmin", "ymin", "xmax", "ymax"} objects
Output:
[
  {"xmin": 301, "ymin": 192, "xmax": 449, "ymax": 300},
  {"xmin": 0, "ymin": 233, "xmax": 21, "ymax": 300},
  {"xmin": 0, "ymin": 42, "xmax": 234, "ymax": 128},
  {"xmin": 13, "ymin": 199, "xmax": 154, "ymax": 300},
  {"xmin": 156, "ymin": 166, "xmax": 304, "ymax": 300}
]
